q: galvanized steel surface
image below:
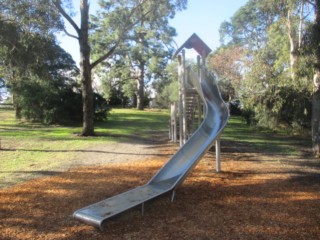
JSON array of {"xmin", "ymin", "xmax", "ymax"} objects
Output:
[{"xmin": 73, "ymin": 67, "xmax": 229, "ymax": 229}]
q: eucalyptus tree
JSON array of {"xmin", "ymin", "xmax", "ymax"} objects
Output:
[
  {"xmin": 126, "ymin": 28, "xmax": 176, "ymax": 110},
  {"xmin": 90, "ymin": 0, "xmax": 183, "ymax": 110},
  {"xmin": 266, "ymin": 0, "xmax": 320, "ymax": 156},
  {"xmin": 219, "ymin": 0, "xmax": 320, "ymax": 156},
  {"xmin": 53, "ymin": 0, "xmax": 187, "ymax": 135},
  {"xmin": 219, "ymin": 0, "xmax": 288, "ymax": 127},
  {"xmin": 306, "ymin": 0, "xmax": 320, "ymax": 157}
]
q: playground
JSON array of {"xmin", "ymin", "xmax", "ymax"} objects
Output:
[
  {"xmin": 1, "ymin": 36, "xmax": 320, "ymax": 239},
  {"xmin": 2, "ymin": 0, "xmax": 320, "ymax": 238},
  {"xmin": 1, "ymin": 108, "xmax": 320, "ymax": 239}
]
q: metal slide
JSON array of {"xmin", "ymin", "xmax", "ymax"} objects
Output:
[{"xmin": 73, "ymin": 67, "xmax": 230, "ymax": 230}]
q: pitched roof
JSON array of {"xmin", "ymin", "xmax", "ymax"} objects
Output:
[{"xmin": 174, "ymin": 33, "xmax": 212, "ymax": 58}]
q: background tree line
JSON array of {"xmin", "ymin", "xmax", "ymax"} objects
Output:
[{"xmin": 207, "ymin": 0, "xmax": 320, "ymax": 157}]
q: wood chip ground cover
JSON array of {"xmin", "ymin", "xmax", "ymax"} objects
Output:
[{"xmin": 0, "ymin": 138, "xmax": 319, "ymax": 239}]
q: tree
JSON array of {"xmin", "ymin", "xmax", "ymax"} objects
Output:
[
  {"xmin": 152, "ymin": 61, "xmax": 179, "ymax": 108},
  {"xmin": 207, "ymin": 46, "xmax": 245, "ymax": 102},
  {"xmin": 218, "ymin": 0, "xmax": 312, "ymax": 126},
  {"xmin": 0, "ymin": 19, "xmax": 80, "ymax": 123},
  {"xmin": 90, "ymin": 0, "xmax": 182, "ymax": 111},
  {"xmin": 0, "ymin": 0, "xmax": 65, "ymax": 118},
  {"xmin": 218, "ymin": 0, "xmax": 320, "ymax": 157},
  {"xmin": 308, "ymin": 0, "xmax": 320, "ymax": 157},
  {"xmin": 53, "ymin": 0, "xmax": 187, "ymax": 135}
]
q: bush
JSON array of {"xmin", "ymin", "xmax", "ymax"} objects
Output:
[
  {"xmin": 229, "ymin": 100, "xmax": 242, "ymax": 115},
  {"xmin": 12, "ymin": 77, "xmax": 109, "ymax": 124},
  {"xmin": 94, "ymin": 93, "xmax": 110, "ymax": 121}
]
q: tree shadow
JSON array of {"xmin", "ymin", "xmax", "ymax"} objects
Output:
[{"xmin": 0, "ymin": 148, "xmax": 171, "ymax": 157}]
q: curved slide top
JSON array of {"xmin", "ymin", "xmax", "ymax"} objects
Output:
[{"xmin": 73, "ymin": 67, "xmax": 230, "ymax": 230}]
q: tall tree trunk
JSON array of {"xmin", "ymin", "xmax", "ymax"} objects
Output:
[
  {"xmin": 298, "ymin": 0, "xmax": 305, "ymax": 48},
  {"xmin": 136, "ymin": 62, "xmax": 145, "ymax": 110},
  {"xmin": 312, "ymin": 86, "xmax": 320, "ymax": 157},
  {"xmin": 80, "ymin": 0, "xmax": 94, "ymax": 136},
  {"xmin": 312, "ymin": 0, "xmax": 320, "ymax": 157},
  {"xmin": 12, "ymin": 93, "xmax": 21, "ymax": 119},
  {"xmin": 287, "ymin": 8, "xmax": 298, "ymax": 79}
]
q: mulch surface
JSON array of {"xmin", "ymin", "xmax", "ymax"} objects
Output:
[{"xmin": 1, "ymin": 140, "xmax": 320, "ymax": 240}]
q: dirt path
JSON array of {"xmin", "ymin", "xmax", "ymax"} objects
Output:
[
  {"xmin": 1, "ymin": 131, "xmax": 170, "ymax": 189},
  {"xmin": 0, "ymin": 132, "xmax": 319, "ymax": 240}
]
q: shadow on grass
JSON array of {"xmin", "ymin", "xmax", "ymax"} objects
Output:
[
  {"xmin": 223, "ymin": 116, "xmax": 312, "ymax": 156},
  {"xmin": 0, "ymin": 147, "xmax": 172, "ymax": 157}
]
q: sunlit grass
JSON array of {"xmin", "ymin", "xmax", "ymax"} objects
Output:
[
  {"xmin": 0, "ymin": 108, "xmax": 169, "ymax": 187},
  {"xmin": 0, "ymin": 108, "xmax": 310, "ymax": 188},
  {"xmin": 223, "ymin": 116, "xmax": 311, "ymax": 155}
]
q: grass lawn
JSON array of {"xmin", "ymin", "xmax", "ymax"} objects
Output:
[
  {"xmin": 223, "ymin": 116, "xmax": 312, "ymax": 156},
  {"xmin": 0, "ymin": 108, "xmax": 169, "ymax": 188},
  {"xmin": 0, "ymin": 107, "xmax": 314, "ymax": 188}
]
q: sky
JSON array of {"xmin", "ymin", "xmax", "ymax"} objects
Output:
[{"xmin": 58, "ymin": 0, "xmax": 248, "ymax": 64}]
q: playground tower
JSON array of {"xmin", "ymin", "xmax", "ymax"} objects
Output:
[{"xmin": 170, "ymin": 33, "xmax": 222, "ymax": 172}]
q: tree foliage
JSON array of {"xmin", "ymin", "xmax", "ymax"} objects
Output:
[
  {"xmin": 0, "ymin": 1, "xmax": 84, "ymax": 123},
  {"xmin": 91, "ymin": 0, "xmax": 184, "ymax": 110},
  {"xmin": 213, "ymin": 0, "xmax": 313, "ymax": 132},
  {"xmin": 152, "ymin": 61, "xmax": 179, "ymax": 108},
  {"xmin": 0, "ymin": 13, "xmax": 81, "ymax": 123}
]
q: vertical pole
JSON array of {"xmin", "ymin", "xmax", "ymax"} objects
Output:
[
  {"xmin": 178, "ymin": 55, "xmax": 183, "ymax": 147},
  {"xmin": 141, "ymin": 202, "xmax": 145, "ymax": 216},
  {"xmin": 200, "ymin": 55, "xmax": 206, "ymax": 116},
  {"xmin": 202, "ymin": 49, "xmax": 206, "ymax": 67},
  {"xmin": 201, "ymin": 49, "xmax": 207, "ymax": 116},
  {"xmin": 215, "ymin": 138, "xmax": 221, "ymax": 172},
  {"xmin": 201, "ymin": 50, "xmax": 207, "ymax": 125},
  {"xmin": 171, "ymin": 190, "xmax": 176, "ymax": 202},
  {"xmin": 182, "ymin": 49, "xmax": 187, "ymax": 144},
  {"xmin": 197, "ymin": 55, "xmax": 202, "ymax": 126},
  {"xmin": 173, "ymin": 102, "xmax": 177, "ymax": 142},
  {"xmin": 170, "ymin": 103, "xmax": 173, "ymax": 140}
]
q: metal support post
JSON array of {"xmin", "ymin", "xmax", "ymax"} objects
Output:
[
  {"xmin": 181, "ymin": 50, "xmax": 187, "ymax": 145},
  {"xmin": 141, "ymin": 202, "xmax": 145, "ymax": 216},
  {"xmin": 178, "ymin": 55, "xmax": 183, "ymax": 147},
  {"xmin": 215, "ymin": 138, "xmax": 221, "ymax": 172},
  {"xmin": 171, "ymin": 190, "xmax": 176, "ymax": 202}
]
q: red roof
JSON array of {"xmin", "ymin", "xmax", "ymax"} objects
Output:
[{"xmin": 174, "ymin": 33, "xmax": 212, "ymax": 58}]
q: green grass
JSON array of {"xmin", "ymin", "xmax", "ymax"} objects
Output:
[
  {"xmin": 0, "ymin": 108, "xmax": 311, "ymax": 188},
  {"xmin": 97, "ymin": 108, "xmax": 169, "ymax": 138},
  {"xmin": 0, "ymin": 108, "xmax": 169, "ymax": 187},
  {"xmin": 223, "ymin": 116, "xmax": 312, "ymax": 155}
]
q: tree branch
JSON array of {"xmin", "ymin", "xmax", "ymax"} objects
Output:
[
  {"xmin": 305, "ymin": 0, "xmax": 315, "ymax": 7},
  {"xmin": 53, "ymin": 0, "xmax": 80, "ymax": 36},
  {"xmin": 90, "ymin": 45, "xmax": 117, "ymax": 69},
  {"xmin": 62, "ymin": 26, "xmax": 79, "ymax": 40},
  {"xmin": 90, "ymin": 0, "xmax": 152, "ymax": 70}
]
